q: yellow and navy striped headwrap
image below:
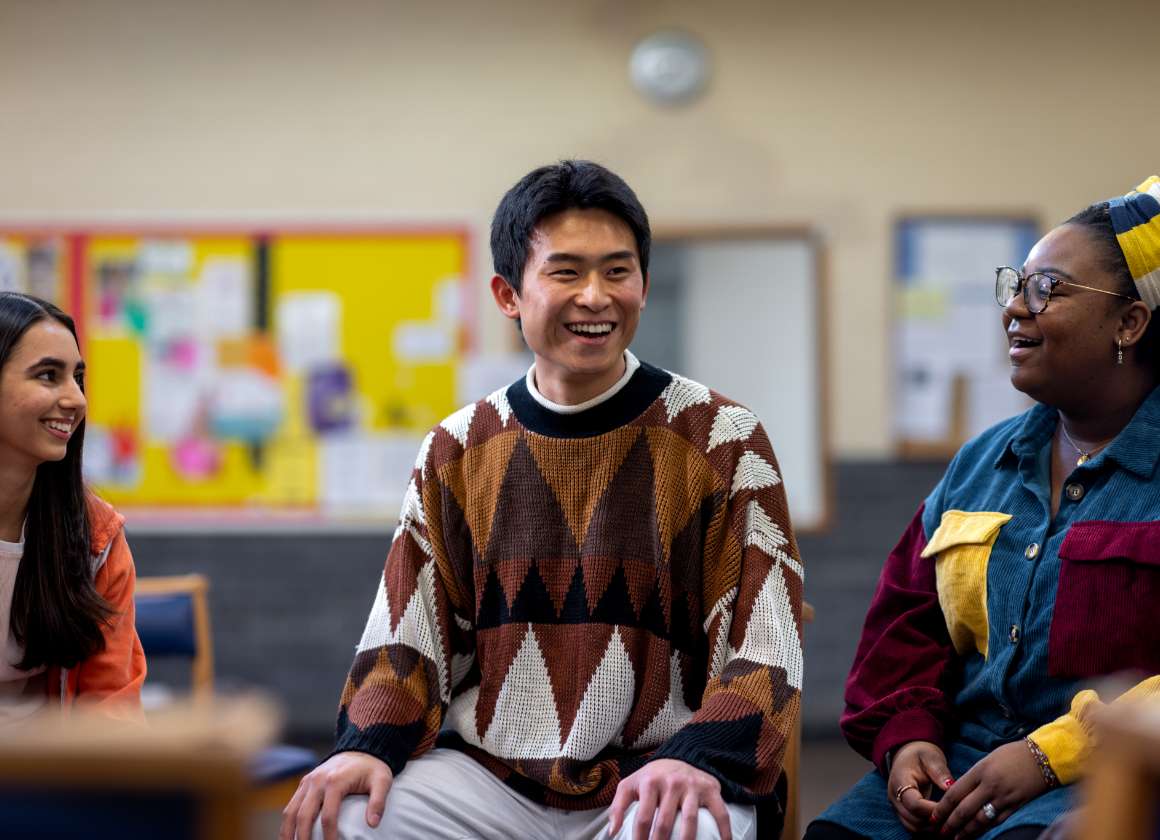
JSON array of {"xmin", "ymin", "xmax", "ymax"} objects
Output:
[{"xmin": 1109, "ymin": 175, "xmax": 1160, "ymax": 309}]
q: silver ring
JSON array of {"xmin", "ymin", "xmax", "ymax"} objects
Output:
[{"xmin": 981, "ymin": 802, "xmax": 997, "ymax": 821}]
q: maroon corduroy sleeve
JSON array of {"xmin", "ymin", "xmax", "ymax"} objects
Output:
[{"xmin": 840, "ymin": 503, "xmax": 955, "ymax": 773}]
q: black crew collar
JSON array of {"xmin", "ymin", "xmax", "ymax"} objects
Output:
[{"xmin": 507, "ymin": 361, "xmax": 672, "ymax": 439}]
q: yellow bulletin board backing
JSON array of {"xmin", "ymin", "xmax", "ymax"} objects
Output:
[{"xmin": 0, "ymin": 225, "xmax": 472, "ymax": 525}]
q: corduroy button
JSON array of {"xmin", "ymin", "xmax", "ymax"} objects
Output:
[
  {"xmin": 1024, "ymin": 543, "xmax": 1039, "ymax": 560},
  {"xmin": 1065, "ymin": 483, "xmax": 1084, "ymax": 502},
  {"xmin": 1009, "ymin": 624, "xmax": 1020, "ymax": 644}
]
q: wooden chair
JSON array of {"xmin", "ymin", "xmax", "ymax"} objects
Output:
[
  {"xmin": 782, "ymin": 600, "xmax": 815, "ymax": 840},
  {"xmin": 134, "ymin": 574, "xmax": 214, "ymax": 704},
  {"xmin": 1078, "ymin": 699, "xmax": 1160, "ymax": 839},
  {"xmin": 0, "ymin": 697, "xmax": 277, "ymax": 840},
  {"xmin": 135, "ymin": 574, "xmax": 316, "ymax": 810},
  {"xmin": 755, "ymin": 600, "xmax": 814, "ymax": 839}
]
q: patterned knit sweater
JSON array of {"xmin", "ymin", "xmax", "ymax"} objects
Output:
[{"xmin": 332, "ymin": 361, "xmax": 804, "ymax": 809}]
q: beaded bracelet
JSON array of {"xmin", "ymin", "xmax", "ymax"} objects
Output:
[{"xmin": 1025, "ymin": 736, "xmax": 1060, "ymax": 789}]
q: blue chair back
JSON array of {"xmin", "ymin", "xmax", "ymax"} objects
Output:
[
  {"xmin": 133, "ymin": 574, "xmax": 214, "ymax": 700},
  {"xmin": 135, "ymin": 592, "xmax": 198, "ymax": 657}
]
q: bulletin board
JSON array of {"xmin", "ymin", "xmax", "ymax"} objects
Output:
[
  {"xmin": 893, "ymin": 214, "xmax": 1040, "ymax": 457},
  {"xmin": 0, "ymin": 225, "xmax": 471, "ymax": 524}
]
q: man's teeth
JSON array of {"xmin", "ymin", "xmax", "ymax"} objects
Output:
[{"xmin": 569, "ymin": 323, "xmax": 613, "ymax": 335}]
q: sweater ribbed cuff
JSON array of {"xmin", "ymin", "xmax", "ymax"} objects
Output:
[
  {"xmin": 329, "ymin": 717, "xmax": 428, "ymax": 777},
  {"xmin": 648, "ymin": 741, "xmax": 758, "ymax": 805},
  {"xmin": 648, "ymin": 713, "xmax": 769, "ymax": 805}
]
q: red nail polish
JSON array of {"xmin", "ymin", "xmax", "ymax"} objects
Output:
[{"xmin": 944, "ymin": 777, "xmax": 954, "ymax": 787}]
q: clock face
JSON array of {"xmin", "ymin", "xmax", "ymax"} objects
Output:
[{"xmin": 629, "ymin": 30, "xmax": 711, "ymax": 105}]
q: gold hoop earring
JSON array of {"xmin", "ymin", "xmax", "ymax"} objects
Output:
[{"xmin": 1117, "ymin": 337, "xmax": 1124, "ymax": 366}]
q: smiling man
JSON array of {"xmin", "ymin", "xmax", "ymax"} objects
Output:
[{"xmin": 282, "ymin": 161, "xmax": 804, "ymax": 840}]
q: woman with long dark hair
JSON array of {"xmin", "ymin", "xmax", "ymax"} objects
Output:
[{"xmin": 0, "ymin": 291, "xmax": 144, "ymax": 723}]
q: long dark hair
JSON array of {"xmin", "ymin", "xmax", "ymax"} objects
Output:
[{"xmin": 0, "ymin": 292, "xmax": 111, "ymax": 670}]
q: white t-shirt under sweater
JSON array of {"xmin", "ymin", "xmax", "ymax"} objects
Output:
[
  {"xmin": 525, "ymin": 350, "xmax": 640, "ymax": 414},
  {"xmin": 0, "ymin": 532, "xmax": 48, "ymax": 726}
]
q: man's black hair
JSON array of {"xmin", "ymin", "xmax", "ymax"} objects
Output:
[{"xmin": 490, "ymin": 160, "xmax": 651, "ymax": 293}]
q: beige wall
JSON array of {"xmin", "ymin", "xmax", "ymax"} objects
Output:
[{"xmin": 2, "ymin": 0, "xmax": 1157, "ymax": 455}]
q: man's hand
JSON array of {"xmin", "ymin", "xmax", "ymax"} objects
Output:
[
  {"xmin": 279, "ymin": 751, "xmax": 394, "ymax": 840},
  {"xmin": 931, "ymin": 740, "xmax": 1047, "ymax": 839},
  {"xmin": 887, "ymin": 740, "xmax": 954, "ymax": 834},
  {"xmin": 606, "ymin": 758, "xmax": 730, "ymax": 840}
]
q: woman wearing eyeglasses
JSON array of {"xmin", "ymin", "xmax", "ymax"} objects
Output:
[{"xmin": 805, "ymin": 176, "xmax": 1160, "ymax": 840}]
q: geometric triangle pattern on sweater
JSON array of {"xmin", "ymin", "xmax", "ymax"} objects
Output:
[
  {"xmin": 733, "ymin": 563, "xmax": 803, "ymax": 691},
  {"xmin": 335, "ymin": 362, "xmax": 804, "ymax": 811},
  {"xmin": 480, "ymin": 625, "xmax": 563, "ymax": 759},
  {"xmin": 579, "ymin": 432, "xmax": 663, "ymax": 566},
  {"xmin": 440, "ymin": 402, "xmax": 476, "ymax": 447},
  {"xmin": 477, "ymin": 556, "xmax": 708, "ymax": 637},
  {"xmin": 631, "ymin": 652, "xmax": 696, "ymax": 750},
  {"xmin": 707, "ymin": 404, "xmax": 759, "ymax": 451},
  {"xmin": 357, "ymin": 562, "xmax": 449, "ymax": 701},
  {"xmin": 559, "ymin": 627, "xmax": 636, "ymax": 759},
  {"xmin": 483, "ymin": 437, "xmax": 580, "ymax": 565},
  {"xmin": 526, "ymin": 427, "xmax": 641, "ymax": 548},
  {"xmin": 731, "ymin": 450, "xmax": 781, "ymax": 497},
  {"xmin": 536, "ymin": 623, "xmax": 615, "ymax": 741},
  {"xmin": 659, "ymin": 373, "xmax": 712, "ymax": 423}
]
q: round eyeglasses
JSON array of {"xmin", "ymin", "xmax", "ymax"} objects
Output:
[{"xmin": 995, "ymin": 266, "xmax": 1137, "ymax": 314}]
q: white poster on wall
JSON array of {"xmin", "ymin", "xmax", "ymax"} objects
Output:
[{"xmin": 895, "ymin": 218, "xmax": 1039, "ymax": 445}]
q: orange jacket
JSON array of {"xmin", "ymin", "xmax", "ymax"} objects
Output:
[{"xmin": 44, "ymin": 494, "xmax": 146, "ymax": 720}]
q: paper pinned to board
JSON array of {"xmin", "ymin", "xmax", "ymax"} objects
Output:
[
  {"xmin": 198, "ymin": 257, "xmax": 251, "ymax": 338},
  {"xmin": 140, "ymin": 240, "xmax": 194, "ymax": 275},
  {"xmin": 947, "ymin": 303, "xmax": 1006, "ymax": 369},
  {"xmin": 0, "ymin": 243, "xmax": 24, "ymax": 292},
  {"xmin": 142, "ymin": 284, "xmax": 198, "ymax": 344},
  {"xmin": 896, "ymin": 319, "xmax": 955, "ymax": 442},
  {"xmin": 434, "ymin": 276, "xmax": 464, "ymax": 323},
  {"xmin": 393, "ymin": 322, "xmax": 455, "ymax": 362},
  {"xmin": 277, "ymin": 292, "xmax": 342, "ymax": 373},
  {"xmin": 145, "ymin": 359, "xmax": 204, "ymax": 442},
  {"xmin": 896, "ymin": 285, "xmax": 949, "ymax": 320},
  {"xmin": 895, "ymin": 217, "xmax": 1038, "ymax": 445},
  {"xmin": 897, "ymin": 367, "xmax": 955, "ymax": 441},
  {"xmin": 913, "ymin": 224, "xmax": 1020, "ymax": 288},
  {"xmin": 318, "ymin": 433, "xmax": 421, "ymax": 515}
]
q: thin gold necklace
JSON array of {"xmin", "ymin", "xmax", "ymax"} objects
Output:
[{"xmin": 1058, "ymin": 421, "xmax": 1114, "ymax": 466}]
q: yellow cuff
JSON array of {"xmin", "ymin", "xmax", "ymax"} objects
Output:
[{"xmin": 1029, "ymin": 690, "xmax": 1099, "ymax": 785}]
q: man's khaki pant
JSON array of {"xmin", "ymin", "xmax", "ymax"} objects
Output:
[{"xmin": 313, "ymin": 748, "xmax": 757, "ymax": 840}]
